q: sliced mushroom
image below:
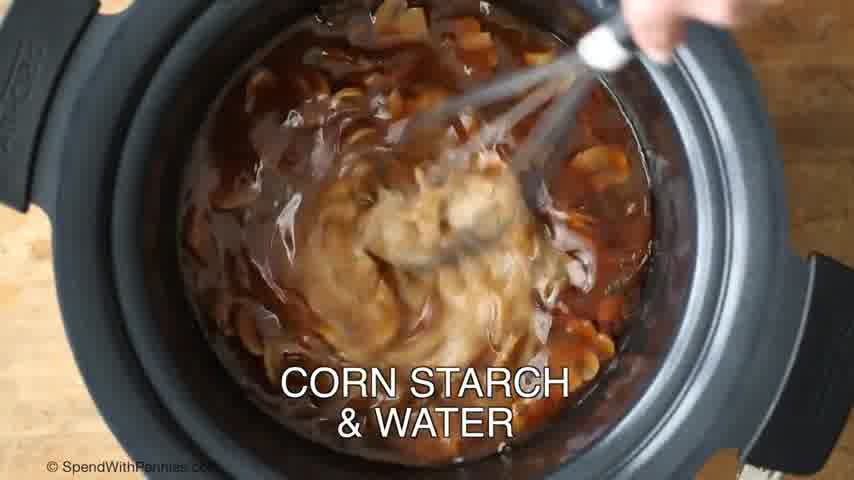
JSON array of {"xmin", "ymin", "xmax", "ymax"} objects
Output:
[
  {"xmin": 406, "ymin": 86, "xmax": 451, "ymax": 113},
  {"xmin": 453, "ymin": 16, "xmax": 482, "ymax": 37},
  {"xmin": 591, "ymin": 170, "xmax": 630, "ymax": 192},
  {"xmin": 374, "ymin": 0, "xmax": 430, "ymax": 41},
  {"xmin": 568, "ymin": 366, "xmax": 585, "ymax": 392},
  {"xmin": 566, "ymin": 210, "xmax": 597, "ymax": 230},
  {"xmin": 523, "ymin": 48, "xmax": 557, "ymax": 66},
  {"xmin": 458, "ymin": 31, "xmax": 494, "ymax": 51},
  {"xmin": 276, "ymin": 193, "xmax": 303, "ymax": 267},
  {"xmin": 394, "ymin": 8, "xmax": 430, "ymax": 40},
  {"xmin": 263, "ymin": 339, "xmax": 288, "ymax": 387},
  {"xmin": 211, "ymin": 293, "xmax": 236, "ymax": 336},
  {"xmin": 303, "ymin": 47, "xmax": 379, "ymax": 79},
  {"xmin": 387, "ymin": 89, "xmax": 405, "ymax": 119},
  {"xmin": 344, "ymin": 127, "xmax": 379, "ymax": 146},
  {"xmin": 592, "ymin": 333, "xmax": 617, "ymax": 360},
  {"xmin": 578, "ymin": 350, "xmax": 600, "ymax": 382},
  {"xmin": 245, "ymin": 67, "xmax": 278, "ymax": 114},
  {"xmin": 549, "ymin": 335, "xmax": 588, "ymax": 392},
  {"xmin": 362, "ymin": 72, "xmax": 386, "ymax": 89},
  {"xmin": 293, "ymin": 69, "xmax": 331, "ymax": 101},
  {"xmin": 597, "ymin": 294, "xmax": 625, "ymax": 327},
  {"xmin": 184, "ymin": 206, "xmax": 213, "ymax": 264},
  {"xmin": 255, "ymin": 305, "xmax": 285, "ymax": 339},
  {"xmin": 569, "ymin": 253, "xmax": 596, "ymax": 293},
  {"xmin": 385, "ymin": 51, "xmax": 424, "ymax": 84},
  {"xmin": 225, "ymin": 250, "xmax": 252, "ymax": 292},
  {"xmin": 572, "ymin": 145, "xmax": 623, "ymax": 172},
  {"xmin": 374, "ymin": 0, "xmax": 407, "ymax": 34},
  {"xmin": 533, "ymin": 310, "xmax": 552, "ymax": 345},
  {"xmin": 485, "ymin": 48, "xmax": 499, "ymax": 69},
  {"xmin": 452, "ymin": 109, "xmax": 481, "ymax": 140},
  {"xmin": 565, "ymin": 318, "xmax": 597, "ymax": 339},
  {"xmin": 548, "ymin": 217, "xmax": 597, "ymax": 292},
  {"xmin": 210, "ymin": 162, "xmax": 263, "ymax": 211},
  {"xmin": 330, "ymin": 87, "xmax": 367, "ymax": 110},
  {"xmin": 235, "ymin": 301, "xmax": 267, "ymax": 356},
  {"xmin": 571, "ymin": 145, "xmax": 631, "ymax": 191}
]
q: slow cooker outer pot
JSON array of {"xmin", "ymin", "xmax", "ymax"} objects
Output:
[{"xmin": 1, "ymin": 0, "xmax": 853, "ymax": 478}]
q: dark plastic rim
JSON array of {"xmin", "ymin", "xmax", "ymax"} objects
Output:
[{"xmin": 47, "ymin": 2, "xmax": 226, "ymax": 477}]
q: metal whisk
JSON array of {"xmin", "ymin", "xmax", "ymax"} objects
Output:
[{"xmin": 402, "ymin": 14, "xmax": 638, "ymax": 215}]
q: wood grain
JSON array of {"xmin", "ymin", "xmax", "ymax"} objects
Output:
[{"xmin": 0, "ymin": 0, "xmax": 852, "ymax": 478}]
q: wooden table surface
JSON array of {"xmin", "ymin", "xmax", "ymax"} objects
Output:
[{"xmin": 0, "ymin": 0, "xmax": 852, "ymax": 478}]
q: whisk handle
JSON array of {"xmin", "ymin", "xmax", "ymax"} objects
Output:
[
  {"xmin": 577, "ymin": 13, "xmax": 637, "ymax": 73},
  {"xmin": 602, "ymin": 14, "xmax": 637, "ymax": 51}
]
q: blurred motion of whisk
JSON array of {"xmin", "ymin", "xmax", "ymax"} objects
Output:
[{"xmin": 402, "ymin": 13, "xmax": 639, "ymax": 215}]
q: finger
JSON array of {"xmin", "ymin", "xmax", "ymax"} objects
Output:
[
  {"xmin": 622, "ymin": 0, "xmax": 687, "ymax": 64},
  {"xmin": 679, "ymin": 0, "xmax": 782, "ymax": 28}
]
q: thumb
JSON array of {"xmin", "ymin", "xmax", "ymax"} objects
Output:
[{"xmin": 621, "ymin": 0, "xmax": 687, "ymax": 64}]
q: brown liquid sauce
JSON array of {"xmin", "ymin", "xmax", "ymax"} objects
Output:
[{"xmin": 179, "ymin": 0, "xmax": 652, "ymax": 467}]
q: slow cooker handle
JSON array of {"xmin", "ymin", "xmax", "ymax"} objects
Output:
[
  {"xmin": 744, "ymin": 253, "xmax": 854, "ymax": 475},
  {"xmin": 0, "ymin": 0, "xmax": 99, "ymax": 212}
]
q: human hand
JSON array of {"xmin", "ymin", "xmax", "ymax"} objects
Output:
[{"xmin": 621, "ymin": 0, "xmax": 781, "ymax": 63}]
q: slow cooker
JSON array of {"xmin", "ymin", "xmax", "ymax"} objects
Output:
[{"xmin": 1, "ymin": 0, "xmax": 852, "ymax": 478}]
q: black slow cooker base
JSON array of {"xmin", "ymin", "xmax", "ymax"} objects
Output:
[{"xmin": 4, "ymin": 0, "xmax": 845, "ymax": 478}]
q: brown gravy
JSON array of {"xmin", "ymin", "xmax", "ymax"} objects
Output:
[{"xmin": 179, "ymin": 0, "xmax": 652, "ymax": 467}]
